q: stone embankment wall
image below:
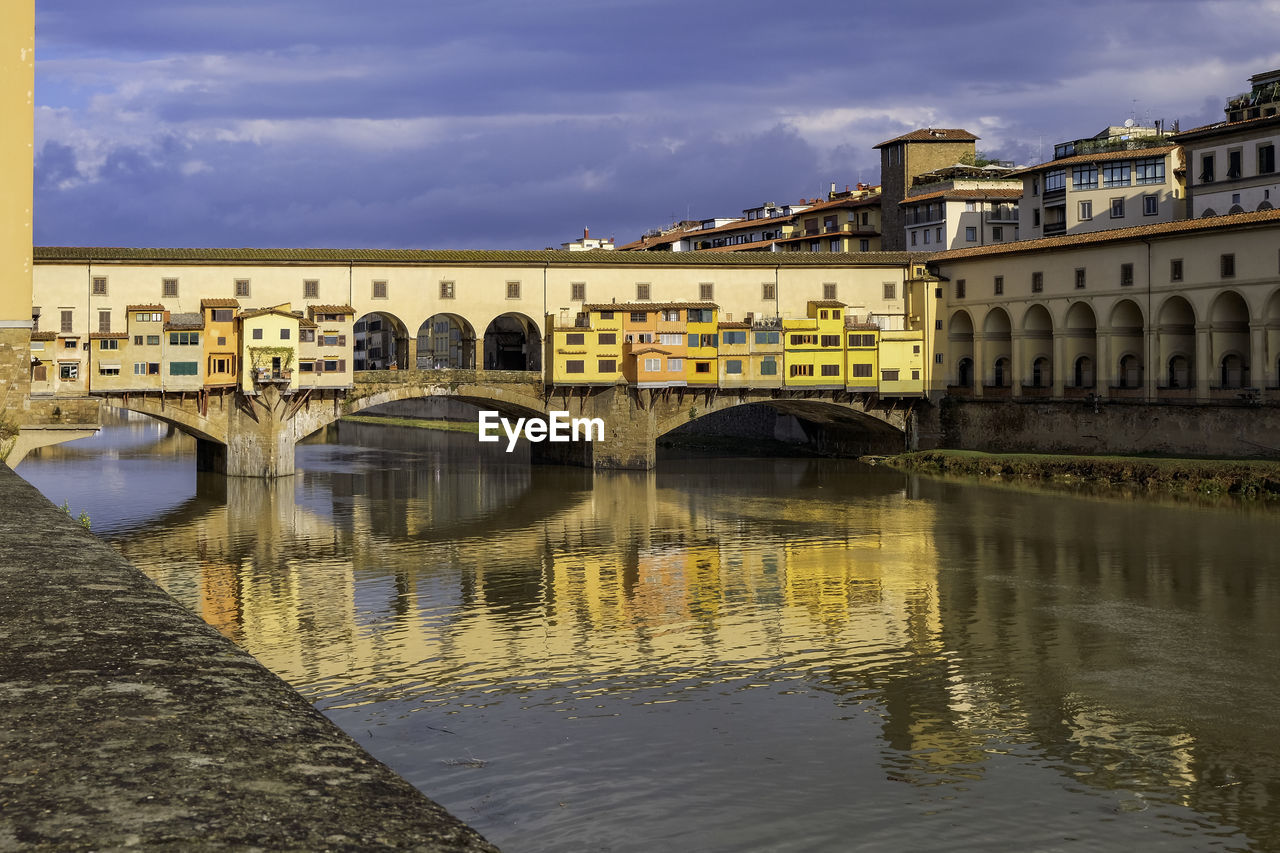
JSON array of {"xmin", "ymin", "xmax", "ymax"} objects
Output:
[
  {"xmin": 0, "ymin": 467, "xmax": 498, "ymax": 852},
  {"xmin": 923, "ymin": 398, "xmax": 1280, "ymax": 458}
]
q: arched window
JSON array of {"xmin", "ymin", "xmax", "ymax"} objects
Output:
[
  {"xmin": 1118, "ymin": 354, "xmax": 1142, "ymax": 389},
  {"xmin": 1221, "ymin": 353, "xmax": 1247, "ymax": 389},
  {"xmin": 1168, "ymin": 354, "xmax": 1189, "ymax": 388},
  {"xmin": 957, "ymin": 358, "xmax": 974, "ymax": 388},
  {"xmin": 993, "ymin": 357, "xmax": 1010, "ymax": 387},
  {"xmin": 1073, "ymin": 355, "xmax": 1094, "ymax": 389},
  {"xmin": 1031, "ymin": 356, "xmax": 1051, "ymax": 388}
]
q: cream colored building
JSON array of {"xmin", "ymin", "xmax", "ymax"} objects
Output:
[
  {"xmin": 904, "ymin": 185, "xmax": 1021, "ymax": 250},
  {"xmin": 1174, "ymin": 71, "xmax": 1280, "ymax": 218},
  {"xmin": 1, "ymin": 0, "xmax": 35, "ymax": 438},
  {"xmin": 34, "ymin": 249, "xmax": 918, "ymax": 373},
  {"xmin": 929, "ymin": 208, "xmax": 1280, "ymax": 402},
  {"xmin": 1016, "ymin": 129, "xmax": 1185, "ymax": 240}
]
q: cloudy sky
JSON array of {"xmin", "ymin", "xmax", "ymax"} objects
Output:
[{"xmin": 32, "ymin": 0, "xmax": 1280, "ymax": 250}]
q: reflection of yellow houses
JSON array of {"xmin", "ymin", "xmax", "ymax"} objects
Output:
[
  {"xmin": 201, "ymin": 298, "xmax": 239, "ymax": 389},
  {"xmin": 783, "ymin": 300, "xmax": 846, "ymax": 388},
  {"xmin": 238, "ymin": 305, "xmax": 300, "ymax": 394}
]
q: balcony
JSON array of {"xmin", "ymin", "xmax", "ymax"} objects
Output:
[
  {"xmin": 986, "ymin": 206, "xmax": 1018, "ymax": 223},
  {"xmin": 1044, "ymin": 221, "xmax": 1067, "ymax": 237}
]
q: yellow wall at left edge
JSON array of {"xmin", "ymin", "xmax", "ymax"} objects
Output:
[{"xmin": 1, "ymin": 0, "xmax": 34, "ymax": 327}]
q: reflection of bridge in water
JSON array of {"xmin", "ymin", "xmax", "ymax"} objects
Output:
[{"xmin": 101, "ymin": 444, "xmax": 1280, "ymax": 847}]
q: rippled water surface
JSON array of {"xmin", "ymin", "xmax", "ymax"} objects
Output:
[{"xmin": 19, "ymin": 416, "xmax": 1280, "ymax": 852}]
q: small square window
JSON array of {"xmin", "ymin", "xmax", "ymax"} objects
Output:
[
  {"xmin": 636, "ymin": 282, "xmax": 651, "ymax": 300},
  {"xmin": 372, "ymin": 280, "xmax": 388, "ymax": 299},
  {"xmin": 699, "ymin": 282, "xmax": 714, "ymax": 301},
  {"xmin": 1079, "ymin": 200, "xmax": 1092, "ymax": 220},
  {"xmin": 993, "ymin": 276, "xmax": 1003, "ymax": 296},
  {"xmin": 883, "ymin": 282, "xmax": 895, "ymax": 300},
  {"xmin": 823, "ymin": 283, "xmax": 837, "ymax": 300},
  {"xmin": 935, "ymin": 352, "xmax": 944, "ymax": 364},
  {"xmin": 1143, "ymin": 195, "xmax": 1158, "ymax": 216},
  {"xmin": 955, "ymin": 279, "xmax": 966, "ymax": 299},
  {"xmin": 1110, "ymin": 198, "xmax": 1125, "ymax": 218},
  {"xmin": 505, "ymin": 281, "xmax": 521, "ymax": 299},
  {"xmin": 304, "ymin": 280, "xmax": 319, "ymax": 299},
  {"xmin": 965, "ymin": 226, "xmax": 977, "ymax": 242},
  {"xmin": 440, "ymin": 280, "xmax": 455, "ymax": 299},
  {"xmin": 992, "ymin": 226, "xmax": 1004, "ymax": 242},
  {"xmin": 571, "ymin": 282, "xmax": 586, "ymax": 301},
  {"xmin": 280, "ymin": 328, "xmax": 291, "ymax": 340},
  {"xmin": 235, "ymin": 279, "xmax": 251, "ymax": 298},
  {"xmin": 1171, "ymin": 259, "xmax": 1183, "ymax": 282},
  {"xmin": 1120, "ymin": 263, "xmax": 1134, "ymax": 287},
  {"xmin": 1075, "ymin": 268, "xmax": 1086, "ymax": 289},
  {"xmin": 1031, "ymin": 271, "xmax": 1043, "ymax": 293},
  {"xmin": 92, "ymin": 276, "xmax": 108, "ymax": 296},
  {"xmin": 162, "ymin": 278, "xmax": 179, "ymax": 298},
  {"xmin": 1221, "ymin": 254, "xmax": 1235, "ymax": 278},
  {"xmin": 761, "ymin": 282, "xmax": 775, "ymax": 301}
]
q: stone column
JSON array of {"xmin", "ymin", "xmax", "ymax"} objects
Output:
[
  {"xmin": 1095, "ymin": 327, "xmax": 1111, "ymax": 399},
  {"xmin": 224, "ymin": 385, "xmax": 297, "ymax": 477},
  {"xmin": 1052, "ymin": 333, "xmax": 1066, "ymax": 398},
  {"xmin": 1145, "ymin": 326, "xmax": 1159, "ymax": 401},
  {"xmin": 588, "ymin": 385, "xmax": 659, "ymax": 470},
  {"xmin": 972, "ymin": 335, "xmax": 985, "ymax": 398},
  {"xmin": 1010, "ymin": 332, "xmax": 1025, "ymax": 398},
  {"xmin": 1195, "ymin": 324, "xmax": 1212, "ymax": 402},
  {"xmin": 1250, "ymin": 323, "xmax": 1267, "ymax": 401}
]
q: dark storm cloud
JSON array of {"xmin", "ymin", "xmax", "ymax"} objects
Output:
[{"xmin": 32, "ymin": 0, "xmax": 1280, "ymax": 249}]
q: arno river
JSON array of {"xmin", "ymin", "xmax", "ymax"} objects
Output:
[{"xmin": 18, "ymin": 414, "xmax": 1280, "ymax": 852}]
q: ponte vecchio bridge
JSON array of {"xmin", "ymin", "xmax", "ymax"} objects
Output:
[{"xmin": 26, "ymin": 247, "xmax": 925, "ymax": 475}]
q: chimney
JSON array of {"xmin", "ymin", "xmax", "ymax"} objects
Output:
[{"xmin": 584, "ymin": 227, "xmax": 590, "ymax": 240}]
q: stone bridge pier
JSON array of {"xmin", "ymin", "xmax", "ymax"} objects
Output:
[{"xmin": 100, "ymin": 372, "xmax": 918, "ymax": 478}]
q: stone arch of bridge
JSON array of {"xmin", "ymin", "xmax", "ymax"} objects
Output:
[
  {"xmin": 290, "ymin": 382, "xmax": 550, "ymax": 443},
  {"xmin": 102, "ymin": 400, "xmax": 227, "ymax": 445},
  {"xmin": 652, "ymin": 394, "xmax": 909, "ymax": 442}
]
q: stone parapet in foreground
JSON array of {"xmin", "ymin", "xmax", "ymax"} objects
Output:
[{"xmin": 0, "ymin": 466, "xmax": 499, "ymax": 851}]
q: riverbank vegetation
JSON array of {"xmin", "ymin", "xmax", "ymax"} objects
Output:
[{"xmin": 886, "ymin": 450, "xmax": 1280, "ymax": 500}]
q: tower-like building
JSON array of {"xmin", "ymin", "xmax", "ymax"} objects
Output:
[{"xmin": 874, "ymin": 129, "xmax": 978, "ymax": 250}]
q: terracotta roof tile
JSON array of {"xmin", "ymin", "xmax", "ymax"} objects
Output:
[
  {"xmin": 1172, "ymin": 112, "xmax": 1280, "ymax": 141},
  {"xmin": 89, "ymin": 332, "xmax": 129, "ymax": 339},
  {"xmin": 237, "ymin": 307, "xmax": 301, "ymax": 321},
  {"xmin": 583, "ymin": 301, "xmax": 718, "ymax": 312},
  {"xmin": 30, "ymin": 331, "xmax": 56, "ymax": 341},
  {"xmin": 1011, "ymin": 145, "xmax": 1179, "ymax": 175},
  {"xmin": 308, "ymin": 304, "xmax": 356, "ymax": 316},
  {"xmin": 126, "ymin": 303, "xmax": 167, "ymax": 312},
  {"xmin": 809, "ymin": 300, "xmax": 846, "ymax": 308},
  {"xmin": 874, "ymin": 128, "xmax": 979, "ymax": 148},
  {"xmin": 928, "ymin": 207, "xmax": 1280, "ymax": 261},
  {"xmin": 35, "ymin": 245, "xmax": 914, "ymax": 267},
  {"xmin": 200, "ymin": 297, "xmax": 240, "ymax": 308}
]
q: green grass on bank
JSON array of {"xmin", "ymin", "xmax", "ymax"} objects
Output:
[
  {"xmin": 887, "ymin": 449, "xmax": 1280, "ymax": 499},
  {"xmin": 339, "ymin": 415, "xmax": 479, "ymax": 433}
]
